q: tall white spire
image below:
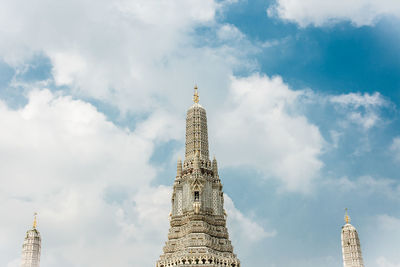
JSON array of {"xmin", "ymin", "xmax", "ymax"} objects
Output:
[
  {"xmin": 156, "ymin": 85, "xmax": 240, "ymax": 267},
  {"xmin": 21, "ymin": 213, "xmax": 41, "ymax": 267},
  {"xmin": 341, "ymin": 209, "xmax": 364, "ymax": 267}
]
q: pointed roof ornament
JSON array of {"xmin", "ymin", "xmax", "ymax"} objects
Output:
[
  {"xmin": 193, "ymin": 84, "xmax": 199, "ymax": 104},
  {"xmin": 212, "ymin": 155, "xmax": 219, "ymax": 178},
  {"xmin": 344, "ymin": 208, "xmax": 351, "ymax": 224},
  {"xmin": 33, "ymin": 212, "xmax": 38, "ymax": 229}
]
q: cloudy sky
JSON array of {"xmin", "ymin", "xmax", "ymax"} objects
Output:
[{"xmin": 1, "ymin": 0, "xmax": 400, "ymax": 266}]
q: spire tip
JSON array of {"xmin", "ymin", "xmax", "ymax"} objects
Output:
[
  {"xmin": 193, "ymin": 85, "xmax": 199, "ymax": 104},
  {"xmin": 33, "ymin": 212, "xmax": 38, "ymax": 229},
  {"xmin": 344, "ymin": 208, "xmax": 350, "ymax": 224}
]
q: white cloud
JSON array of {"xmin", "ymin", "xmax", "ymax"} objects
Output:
[
  {"xmin": 50, "ymin": 52, "xmax": 87, "ymax": 86},
  {"xmin": 374, "ymin": 215, "xmax": 400, "ymax": 267},
  {"xmin": 217, "ymin": 24, "xmax": 245, "ymax": 41},
  {"xmin": 329, "ymin": 130, "xmax": 343, "ymax": 148},
  {"xmin": 212, "ymin": 74, "xmax": 324, "ymax": 193},
  {"xmin": 330, "ymin": 92, "xmax": 386, "ymax": 108},
  {"xmin": 6, "ymin": 259, "xmax": 19, "ymax": 267},
  {"xmin": 331, "ymin": 92, "xmax": 386, "ymax": 108},
  {"xmin": 225, "ymin": 194, "xmax": 276, "ymax": 243},
  {"xmin": 0, "ymin": 0, "xmax": 251, "ymax": 115},
  {"xmin": 224, "ymin": 194, "xmax": 276, "ymax": 266},
  {"xmin": 390, "ymin": 137, "xmax": 400, "ymax": 162},
  {"xmin": 330, "ymin": 92, "xmax": 388, "ymax": 130},
  {"xmin": 134, "ymin": 110, "xmax": 183, "ymax": 143},
  {"xmin": 377, "ymin": 257, "xmax": 400, "ymax": 267},
  {"xmin": 324, "ymin": 176, "xmax": 400, "ymax": 200},
  {"xmin": 378, "ymin": 214, "xmax": 400, "ymax": 231},
  {"xmin": 267, "ymin": 0, "xmax": 400, "ymax": 27}
]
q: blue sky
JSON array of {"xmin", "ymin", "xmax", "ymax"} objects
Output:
[{"xmin": 0, "ymin": 0, "xmax": 400, "ymax": 267}]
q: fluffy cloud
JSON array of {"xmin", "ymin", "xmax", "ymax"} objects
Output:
[
  {"xmin": 0, "ymin": 90, "xmax": 155, "ymax": 193},
  {"xmin": 390, "ymin": 137, "xmax": 400, "ymax": 162},
  {"xmin": 377, "ymin": 214, "xmax": 400, "ymax": 232},
  {"xmin": 0, "ymin": 0, "xmax": 249, "ymax": 114},
  {"xmin": 323, "ymin": 176, "xmax": 400, "ymax": 199},
  {"xmin": 212, "ymin": 74, "xmax": 324, "ymax": 192},
  {"xmin": 330, "ymin": 92, "xmax": 386, "ymax": 108},
  {"xmin": 373, "ymin": 215, "xmax": 400, "ymax": 267},
  {"xmin": 377, "ymin": 258, "xmax": 400, "ymax": 267},
  {"xmin": 0, "ymin": 89, "xmax": 269, "ymax": 267},
  {"xmin": 330, "ymin": 92, "xmax": 388, "ymax": 130},
  {"xmin": 225, "ymin": 194, "xmax": 276, "ymax": 244},
  {"xmin": 224, "ymin": 194, "xmax": 276, "ymax": 265},
  {"xmin": 268, "ymin": 0, "xmax": 400, "ymax": 27}
]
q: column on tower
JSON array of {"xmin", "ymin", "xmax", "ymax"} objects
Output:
[
  {"xmin": 172, "ymin": 158, "xmax": 183, "ymax": 216},
  {"xmin": 212, "ymin": 156, "xmax": 224, "ymax": 216}
]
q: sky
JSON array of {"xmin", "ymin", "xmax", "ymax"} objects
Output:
[{"xmin": 0, "ymin": 0, "xmax": 400, "ymax": 266}]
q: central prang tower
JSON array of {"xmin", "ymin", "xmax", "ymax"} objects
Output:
[{"xmin": 156, "ymin": 86, "xmax": 240, "ymax": 267}]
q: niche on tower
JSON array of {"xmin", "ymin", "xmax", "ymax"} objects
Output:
[{"xmin": 191, "ymin": 179, "xmax": 203, "ymax": 214}]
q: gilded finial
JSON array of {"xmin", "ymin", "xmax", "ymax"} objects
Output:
[
  {"xmin": 33, "ymin": 212, "xmax": 38, "ymax": 229},
  {"xmin": 344, "ymin": 208, "xmax": 350, "ymax": 224},
  {"xmin": 193, "ymin": 84, "xmax": 199, "ymax": 103}
]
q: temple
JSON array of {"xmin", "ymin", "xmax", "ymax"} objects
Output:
[
  {"xmin": 21, "ymin": 213, "xmax": 41, "ymax": 267},
  {"xmin": 156, "ymin": 86, "xmax": 240, "ymax": 267},
  {"xmin": 341, "ymin": 209, "xmax": 365, "ymax": 267}
]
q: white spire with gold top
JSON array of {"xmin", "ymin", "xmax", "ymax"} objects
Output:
[
  {"xmin": 156, "ymin": 85, "xmax": 240, "ymax": 267},
  {"xmin": 21, "ymin": 213, "xmax": 41, "ymax": 267},
  {"xmin": 341, "ymin": 209, "xmax": 365, "ymax": 267}
]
